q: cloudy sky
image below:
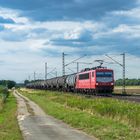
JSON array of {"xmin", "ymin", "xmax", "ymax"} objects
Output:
[{"xmin": 0, "ymin": 0, "xmax": 140, "ymax": 82}]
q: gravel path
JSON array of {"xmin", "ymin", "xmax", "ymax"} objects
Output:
[{"xmin": 13, "ymin": 90, "xmax": 96, "ymax": 140}]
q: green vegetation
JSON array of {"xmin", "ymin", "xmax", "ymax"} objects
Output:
[
  {"xmin": 0, "ymin": 86, "xmax": 9, "ymax": 103},
  {"xmin": 0, "ymin": 92, "xmax": 22, "ymax": 140},
  {"xmin": 115, "ymin": 86, "xmax": 140, "ymax": 89},
  {"xmin": 0, "ymin": 80, "xmax": 16, "ymax": 89},
  {"xmin": 115, "ymin": 78, "xmax": 140, "ymax": 86},
  {"xmin": 21, "ymin": 89, "xmax": 140, "ymax": 140},
  {"xmin": 114, "ymin": 86, "xmax": 140, "ymax": 94}
]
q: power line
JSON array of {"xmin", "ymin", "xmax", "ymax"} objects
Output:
[
  {"xmin": 73, "ymin": 61, "xmax": 92, "ymax": 73},
  {"xmin": 104, "ymin": 61, "xmax": 116, "ymax": 64},
  {"xmin": 62, "ymin": 53, "xmax": 87, "ymax": 75},
  {"xmin": 105, "ymin": 54, "xmax": 122, "ymax": 66},
  {"xmin": 67, "ymin": 67, "xmax": 75, "ymax": 73},
  {"xmin": 74, "ymin": 61, "xmax": 93, "ymax": 65},
  {"xmin": 47, "ymin": 67, "xmax": 57, "ymax": 75},
  {"xmin": 62, "ymin": 53, "xmax": 87, "ymax": 89},
  {"xmin": 105, "ymin": 53, "xmax": 126, "ymax": 94},
  {"xmin": 65, "ymin": 54, "xmax": 87, "ymax": 67}
]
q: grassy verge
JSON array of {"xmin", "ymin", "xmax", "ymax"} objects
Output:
[
  {"xmin": 20, "ymin": 89, "xmax": 140, "ymax": 140},
  {"xmin": 0, "ymin": 92, "xmax": 23, "ymax": 140},
  {"xmin": 115, "ymin": 86, "xmax": 140, "ymax": 89},
  {"xmin": 114, "ymin": 86, "xmax": 140, "ymax": 94}
]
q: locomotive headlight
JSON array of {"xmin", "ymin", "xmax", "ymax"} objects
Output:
[{"xmin": 111, "ymin": 83, "xmax": 114, "ymax": 85}]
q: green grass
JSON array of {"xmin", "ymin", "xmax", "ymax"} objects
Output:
[
  {"xmin": 20, "ymin": 89, "xmax": 140, "ymax": 140},
  {"xmin": 114, "ymin": 86, "xmax": 140, "ymax": 94},
  {"xmin": 0, "ymin": 92, "xmax": 23, "ymax": 140},
  {"xmin": 115, "ymin": 86, "xmax": 140, "ymax": 89}
]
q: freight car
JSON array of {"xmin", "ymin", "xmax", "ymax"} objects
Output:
[{"xmin": 27, "ymin": 66, "xmax": 114, "ymax": 94}]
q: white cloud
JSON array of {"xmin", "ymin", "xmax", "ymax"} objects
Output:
[
  {"xmin": 111, "ymin": 7, "xmax": 140, "ymax": 19},
  {"xmin": 93, "ymin": 24, "xmax": 140, "ymax": 40},
  {"xmin": 0, "ymin": 7, "xmax": 29, "ymax": 24},
  {"xmin": 112, "ymin": 24, "xmax": 140, "ymax": 38}
]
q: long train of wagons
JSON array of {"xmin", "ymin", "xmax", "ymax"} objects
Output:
[{"xmin": 27, "ymin": 66, "xmax": 114, "ymax": 95}]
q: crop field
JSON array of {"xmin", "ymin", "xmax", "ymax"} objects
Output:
[
  {"xmin": 0, "ymin": 92, "xmax": 22, "ymax": 140},
  {"xmin": 20, "ymin": 88, "xmax": 140, "ymax": 140},
  {"xmin": 114, "ymin": 86, "xmax": 140, "ymax": 94}
]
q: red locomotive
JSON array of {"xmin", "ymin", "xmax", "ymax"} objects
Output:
[{"xmin": 75, "ymin": 67, "xmax": 114, "ymax": 93}]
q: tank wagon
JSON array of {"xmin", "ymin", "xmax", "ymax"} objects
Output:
[{"xmin": 27, "ymin": 66, "xmax": 114, "ymax": 94}]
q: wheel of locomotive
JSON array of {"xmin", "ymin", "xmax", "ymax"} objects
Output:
[
  {"xmin": 86, "ymin": 89, "xmax": 89, "ymax": 95},
  {"xmin": 80, "ymin": 89, "xmax": 82, "ymax": 94},
  {"xmin": 88, "ymin": 89, "xmax": 91, "ymax": 95},
  {"xmin": 89, "ymin": 89, "xmax": 92, "ymax": 95},
  {"xmin": 92, "ymin": 89, "xmax": 95, "ymax": 95},
  {"xmin": 85, "ymin": 89, "xmax": 87, "ymax": 94},
  {"xmin": 82, "ymin": 89, "xmax": 84, "ymax": 94}
]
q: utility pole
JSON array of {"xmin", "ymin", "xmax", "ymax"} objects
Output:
[
  {"xmin": 62, "ymin": 52, "xmax": 66, "ymax": 90},
  {"xmin": 62, "ymin": 52, "xmax": 64, "ymax": 76},
  {"xmin": 122, "ymin": 53, "xmax": 126, "ymax": 94},
  {"xmin": 45, "ymin": 62, "xmax": 47, "ymax": 80},
  {"xmin": 62, "ymin": 52, "xmax": 66, "ymax": 76},
  {"xmin": 34, "ymin": 72, "xmax": 36, "ymax": 81},
  {"xmin": 105, "ymin": 53, "xmax": 126, "ymax": 94}
]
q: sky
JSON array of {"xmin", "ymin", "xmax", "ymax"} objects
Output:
[{"xmin": 0, "ymin": 0, "xmax": 140, "ymax": 82}]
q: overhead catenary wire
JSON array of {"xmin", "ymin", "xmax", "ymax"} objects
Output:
[
  {"xmin": 67, "ymin": 67, "xmax": 75, "ymax": 73},
  {"xmin": 65, "ymin": 54, "xmax": 87, "ymax": 67},
  {"xmin": 105, "ymin": 53, "xmax": 126, "ymax": 94}
]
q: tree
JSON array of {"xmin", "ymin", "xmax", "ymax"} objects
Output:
[
  {"xmin": 115, "ymin": 78, "xmax": 140, "ymax": 86},
  {"xmin": 0, "ymin": 80, "xmax": 16, "ymax": 89},
  {"xmin": 7, "ymin": 80, "xmax": 16, "ymax": 89}
]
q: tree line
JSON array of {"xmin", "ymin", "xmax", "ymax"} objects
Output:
[
  {"xmin": 115, "ymin": 78, "xmax": 140, "ymax": 86},
  {"xmin": 0, "ymin": 80, "xmax": 16, "ymax": 89}
]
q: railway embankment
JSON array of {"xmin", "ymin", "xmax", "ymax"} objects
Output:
[{"xmin": 20, "ymin": 88, "xmax": 140, "ymax": 140}]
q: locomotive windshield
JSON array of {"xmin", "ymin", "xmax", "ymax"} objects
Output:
[
  {"xmin": 96, "ymin": 71, "xmax": 113, "ymax": 82},
  {"xmin": 96, "ymin": 72, "xmax": 113, "ymax": 77}
]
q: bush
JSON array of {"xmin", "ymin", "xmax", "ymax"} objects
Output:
[{"xmin": 0, "ymin": 86, "xmax": 9, "ymax": 103}]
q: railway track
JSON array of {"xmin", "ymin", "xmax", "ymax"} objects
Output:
[
  {"xmin": 83, "ymin": 93, "xmax": 140, "ymax": 103},
  {"xmin": 111, "ymin": 94, "xmax": 140, "ymax": 103}
]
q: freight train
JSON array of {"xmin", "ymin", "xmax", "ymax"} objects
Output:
[{"xmin": 27, "ymin": 66, "xmax": 114, "ymax": 94}]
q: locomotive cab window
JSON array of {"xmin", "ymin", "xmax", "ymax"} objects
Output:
[
  {"xmin": 96, "ymin": 71, "xmax": 113, "ymax": 77},
  {"xmin": 79, "ymin": 73, "xmax": 89, "ymax": 80}
]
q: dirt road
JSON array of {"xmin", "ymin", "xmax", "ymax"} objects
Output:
[{"xmin": 13, "ymin": 90, "xmax": 96, "ymax": 140}]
